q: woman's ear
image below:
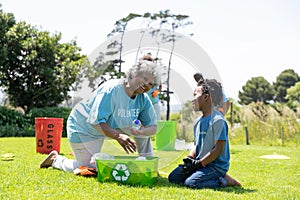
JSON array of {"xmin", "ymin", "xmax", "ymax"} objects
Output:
[{"xmin": 204, "ymin": 94, "xmax": 209, "ymax": 101}]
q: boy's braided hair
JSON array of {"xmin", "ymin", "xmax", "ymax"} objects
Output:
[{"xmin": 197, "ymin": 78, "xmax": 223, "ymax": 106}]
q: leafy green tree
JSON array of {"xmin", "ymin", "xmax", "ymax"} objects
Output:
[
  {"xmin": 0, "ymin": 21, "xmax": 89, "ymax": 110},
  {"xmin": 273, "ymin": 69, "xmax": 300, "ymax": 103},
  {"xmin": 238, "ymin": 76, "xmax": 274, "ymax": 105},
  {"xmin": 0, "ymin": 5, "xmax": 16, "ymax": 78},
  {"xmin": 286, "ymin": 82, "xmax": 300, "ymax": 102},
  {"xmin": 286, "ymin": 82, "xmax": 300, "ymax": 110}
]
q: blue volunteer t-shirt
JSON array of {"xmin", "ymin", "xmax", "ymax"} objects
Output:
[
  {"xmin": 146, "ymin": 87, "xmax": 159, "ymax": 104},
  {"xmin": 193, "ymin": 110, "xmax": 230, "ymax": 174},
  {"xmin": 67, "ymin": 79, "xmax": 156, "ymax": 143}
]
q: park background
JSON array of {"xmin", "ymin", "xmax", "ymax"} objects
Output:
[
  {"xmin": 1, "ymin": 0, "xmax": 300, "ymax": 101},
  {"xmin": 1, "ymin": 0, "xmax": 299, "ymax": 146},
  {"xmin": 1, "ymin": 1, "xmax": 300, "ymax": 199}
]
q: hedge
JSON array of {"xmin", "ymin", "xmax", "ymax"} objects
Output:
[{"xmin": 0, "ymin": 106, "xmax": 71, "ymax": 137}]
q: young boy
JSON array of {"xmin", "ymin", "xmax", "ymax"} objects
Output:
[
  {"xmin": 168, "ymin": 79, "xmax": 241, "ymax": 189},
  {"xmin": 194, "ymin": 73, "xmax": 230, "ymax": 115}
]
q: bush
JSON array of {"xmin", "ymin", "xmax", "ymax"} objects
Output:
[
  {"xmin": 27, "ymin": 107, "xmax": 71, "ymax": 137},
  {"xmin": 230, "ymin": 102, "xmax": 300, "ymax": 147},
  {"xmin": 0, "ymin": 106, "xmax": 71, "ymax": 137},
  {"xmin": 0, "ymin": 106, "xmax": 34, "ymax": 137}
]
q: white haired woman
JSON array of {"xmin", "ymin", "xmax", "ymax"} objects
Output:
[{"xmin": 40, "ymin": 60, "xmax": 161, "ymax": 173}]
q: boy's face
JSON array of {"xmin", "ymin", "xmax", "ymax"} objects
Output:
[{"xmin": 192, "ymin": 86, "xmax": 208, "ymax": 111}]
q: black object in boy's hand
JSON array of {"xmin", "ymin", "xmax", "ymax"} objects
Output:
[{"xmin": 181, "ymin": 157, "xmax": 204, "ymax": 173}]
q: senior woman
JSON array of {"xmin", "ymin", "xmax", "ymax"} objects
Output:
[{"xmin": 40, "ymin": 60, "xmax": 161, "ymax": 173}]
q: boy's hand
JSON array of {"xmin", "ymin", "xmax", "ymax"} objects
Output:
[{"xmin": 182, "ymin": 157, "xmax": 204, "ymax": 173}]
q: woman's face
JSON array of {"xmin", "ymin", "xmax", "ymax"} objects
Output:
[{"xmin": 130, "ymin": 72, "xmax": 155, "ymax": 94}]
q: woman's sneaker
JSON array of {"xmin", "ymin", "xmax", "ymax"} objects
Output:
[{"xmin": 40, "ymin": 150, "xmax": 58, "ymax": 168}]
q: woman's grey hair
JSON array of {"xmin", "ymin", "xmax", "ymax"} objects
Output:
[{"xmin": 125, "ymin": 60, "xmax": 161, "ymax": 85}]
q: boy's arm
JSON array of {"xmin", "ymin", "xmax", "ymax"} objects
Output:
[
  {"xmin": 182, "ymin": 140, "xmax": 225, "ymax": 172},
  {"xmin": 199, "ymin": 140, "xmax": 225, "ymax": 167},
  {"xmin": 187, "ymin": 144, "xmax": 197, "ymax": 158}
]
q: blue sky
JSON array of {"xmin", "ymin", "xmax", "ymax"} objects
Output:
[{"xmin": 1, "ymin": 0, "xmax": 300, "ymax": 102}]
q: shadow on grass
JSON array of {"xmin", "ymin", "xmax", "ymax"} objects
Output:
[
  {"xmin": 156, "ymin": 176, "xmax": 257, "ymax": 194},
  {"xmin": 139, "ymin": 175, "xmax": 256, "ymax": 194},
  {"xmin": 89, "ymin": 173, "xmax": 256, "ymax": 194},
  {"xmin": 230, "ymin": 149, "xmax": 242, "ymax": 155},
  {"xmin": 216, "ymin": 186, "xmax": 257, "ymax": 194},
  {"xmin": 92, "ymin": 174, "xmax": 170, "ymax": 188}
]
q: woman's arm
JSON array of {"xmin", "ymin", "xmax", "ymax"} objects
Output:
[
  {"xmin": 131, "ymin": 125, "xmax": 157, "ymax": 136},
  {"xmin": 93, "ymin": 122, "xmax": 137, "ymax": 154}
]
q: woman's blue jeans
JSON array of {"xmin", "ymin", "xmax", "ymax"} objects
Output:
[{"xmin": 168, "ymin": 164, "xmax": 227, "ymax": 189}]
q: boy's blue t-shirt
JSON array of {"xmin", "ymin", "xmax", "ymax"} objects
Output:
[
  {"xmin": 193, "ymin": 110, "xmax": 230, "ymax": 174},
  {"xmin": 67, "ymin": 79, "xmax": 156, "ymax": 143}
]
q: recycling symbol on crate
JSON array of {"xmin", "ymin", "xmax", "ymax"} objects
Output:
[{"xmin": 111, "ymin": 163, "xmax": 131, "ymax": 182}]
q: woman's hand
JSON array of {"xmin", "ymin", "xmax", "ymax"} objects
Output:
[
  {"xmin": 116, "ymin": 133, "xmax": 137, "ymax": 154},
  {"xmin": 95, "ymin": 122, "xmax": 137, "ymax": 154}
]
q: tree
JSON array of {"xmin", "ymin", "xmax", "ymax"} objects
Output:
[
  {"xmin": 160, "ymin": 11, "xmax": 192, "ymax": 120},
  {"xmin": 286, "ymin": 82, "xmax": 300, "ymax": 110},
  {"xmin": 0, "ymin": 5, "xmax": 16, "ymax": 78},
  {"xmin": 0, "ymin": 21, "xmax": 89, "ymax": 110},
  {"xmin": 86, "ymin": 13, "xmax": 142, "ymax": 89},
  {"xmin": 225, "ymin": 98, "xmax": 241, "ymax": 126},
  {"xmin": 273, "ymin": 69, "xmax": 300, "ymax": 103},
  {"xmin": 179, "ymin": 100, "xmax": 197, "ymax": 141},
  {"xmin": 286, "ymin": 82, "xmax": 300, "ymax": 102},
  {"xmin": 238, "ymin": 76, "xmax": 274, "ymax": 105},
  {"xmin": 0, "ymin": 6, "xmax": 16, "ymax": 106},
  {"xmin": 107, "ymin": 13, "xmax": 142, "ymax": 73},
  {"xmin": 85, "ymin": 52, "xmax": 120, "ymax": 89},
  {"xmin": 92, "ymin": 10, "xmax": 192, "ymax": 120}
]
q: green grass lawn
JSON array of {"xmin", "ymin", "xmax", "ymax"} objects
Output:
[{"xmin": 1, "ymin": 137, "xmax": 299, "ymax": 200}]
